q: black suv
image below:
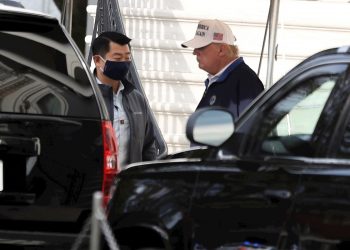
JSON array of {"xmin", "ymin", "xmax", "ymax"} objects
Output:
[
  {"xmin": 106, "ymin": 46, "xmax": 350, "ymax": 250},
  {"xmin": 0, "ymin": 5, "xmax": 127, "ymax": 249}
]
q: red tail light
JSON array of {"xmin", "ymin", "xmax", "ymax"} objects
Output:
[{"xmin": 101, "ymin": 120, "xmax": 119, "ymax": 207}]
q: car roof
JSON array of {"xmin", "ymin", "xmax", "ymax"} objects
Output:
[
  {"xmin": 0, "ymin": 3, "xmax": 56, "ymax": 20},
  {"xmin": 267, "ymin": 45, "xmax": 350, "ymax": 91},
  {"xmin": 303, "ymin": 45, "xmax": 350, "ymax": 63}
]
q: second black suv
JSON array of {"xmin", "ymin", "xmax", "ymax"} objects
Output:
[{"xmin": 106, "ymin": 45, "xmax": 350, "ymax": 250}]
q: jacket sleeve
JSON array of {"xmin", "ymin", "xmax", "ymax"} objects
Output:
[
  {"xmin": 237, "ymin": 68, "xmax": 264, "ymax": 116},
  {"xmin": 142, "ymin": 105, "xmax": 157, "ymax": 161}
]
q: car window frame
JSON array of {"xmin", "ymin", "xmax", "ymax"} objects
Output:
[
  {"xmin": 326, "ymin": 66, "xmax": 350, "ymax": 158},
  {"xmin": 241, "ymin": 63, "xmax": 350, "ymax": 159}
]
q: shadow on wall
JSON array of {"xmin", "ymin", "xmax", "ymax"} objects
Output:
[
  {"xmin": 119, "ymin": 0, "xmax": 204, "ymax": 151},
  {"xmin": 85, "ymin": 0, "xmax": 270, "ymax": 152},
  {"xmin": 119, "ymin": 0, "xmax": 202, "ymax": 96},
  {"xmin": 107, "ymin": 0, "xmax": 267, "ymax": 152}
]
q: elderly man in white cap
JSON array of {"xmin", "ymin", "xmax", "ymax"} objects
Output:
[{"xmin": 182, "ymin": 19, "xmax": 264, "ymax": 119}]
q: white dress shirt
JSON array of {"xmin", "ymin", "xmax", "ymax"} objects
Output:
[{"xmin": 96, "ymin": 78, "xmax": 130, "ymax": 169}]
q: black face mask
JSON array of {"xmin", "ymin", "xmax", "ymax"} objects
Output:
[{"xmin": 100, "ymin": 57, "xmax": 131, "ymax": 80}]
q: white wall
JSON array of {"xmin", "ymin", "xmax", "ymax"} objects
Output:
[{"xmin": 86, "ymin": 0, "xmax": 350, "ymax": 153}]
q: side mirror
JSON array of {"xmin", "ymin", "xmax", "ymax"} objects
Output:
[{"xmin": 186, "ymin": 107, "xmax": 235, "ymax": 147}]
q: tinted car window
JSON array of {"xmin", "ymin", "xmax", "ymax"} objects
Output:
[
  {"xmin": 256, "ymin": 64, "xmax": 348, "ymax": 157},
  {"xmin": 275, "ymin": 79, "xmax": 334, "ymax": 136},
  {"xmin": 0, "ymin": 22, "xmax": 100, "ymax": 118}
]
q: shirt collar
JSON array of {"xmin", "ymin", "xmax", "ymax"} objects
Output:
[
  {"xmin": 116, "ymin": 81, "xmax": 125, "ymax": 96},
  {"xmin": 95, "ymin": 76, "xmax": 124, "ymax": 94},
  {"xmin": 208, "ymin": 57, "xmax": 238, "ymax": 80},
  {"xmin": 205, "ymin": 57, "xmax": 244, "ymax": 88},
  {"xmin": 95, "ymin": 76, "xmax": 103, "ymax": 85}
]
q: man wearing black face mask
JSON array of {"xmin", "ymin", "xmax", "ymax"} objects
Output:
[{"xmin": 91, "ymin": 31, "xmax": 156, "ymax": 168}]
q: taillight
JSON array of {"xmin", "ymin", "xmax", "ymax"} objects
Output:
[{"xmin": 101, "ymin": 120, "xmax": 119, "ymax": 207}]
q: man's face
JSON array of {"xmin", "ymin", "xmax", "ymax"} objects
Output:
[
  {"xmin": 95, "ymin": 41, "xmax": 131, "ymax": 70},
  {"xmin": 193, "ymin": 43, "xmax": 220, "ymax": 75}
]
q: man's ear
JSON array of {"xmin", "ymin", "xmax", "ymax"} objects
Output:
[
  {"xmin": 217, "ymin": 44, "xmax": 226, "ymax": 56},
  {"xmin": 93, "ymin": 55, "xmax": 105, "ymax": 70},
  {"xmin": 93, "ymin": 55, "xmax": 100, "ymax": 65},
  {"xmin": 219, "ymin": 44, "xmax": 232, "ymax": 57}
]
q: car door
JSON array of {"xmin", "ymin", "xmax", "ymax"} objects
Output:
[
  {"xmin": 238, "ymin": 62, "xmax": 350, "ymax": 159},
  {"xmin": 231, "ymin": 61, "xmax": 350, "ymax": 249}
]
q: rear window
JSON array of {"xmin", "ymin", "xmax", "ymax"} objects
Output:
[{"xmin": 0, "ymin": 14, "xmax": 100, "ymax": 118}]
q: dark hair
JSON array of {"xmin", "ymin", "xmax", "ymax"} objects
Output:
[{"xmin": 91, "ymin": 31, "xmax": 132, "ymax": 57}]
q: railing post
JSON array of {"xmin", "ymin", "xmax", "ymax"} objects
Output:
[
  {"xmin": 90, "ymin": 191, "xmax": 102, "ymax": 250},
  {"xmin": 62, "ymin": 0, "xmax": 73, "ymax": 34},
  {"xmin": 266, "ymin": 0, "xmax": 280, "ymax": 88}
]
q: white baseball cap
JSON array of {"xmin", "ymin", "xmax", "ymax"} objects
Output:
[{"xmin": 181, "ymin": 19, "xmax": 237, "ymax": 49}]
